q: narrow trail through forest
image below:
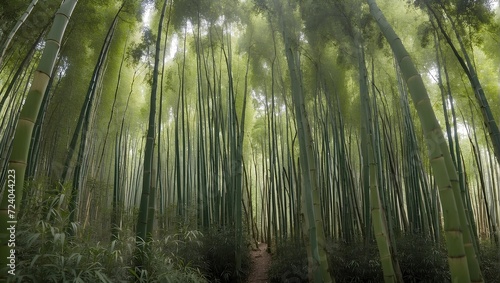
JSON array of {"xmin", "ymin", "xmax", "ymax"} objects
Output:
[{"xmin": 247, "ymin": 242, "xmax": 271, "ymax": 283}]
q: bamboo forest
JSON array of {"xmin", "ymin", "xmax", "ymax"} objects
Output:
[{"xmin": 1, "ymin": 0, "xmax": 500, "ymax": 282}]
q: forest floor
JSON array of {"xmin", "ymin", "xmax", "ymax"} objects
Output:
[{"xmin": 247, "ymin": 242, "xmax": 271, "ymax": 283}]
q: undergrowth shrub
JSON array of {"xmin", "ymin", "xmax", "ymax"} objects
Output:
[
  {"xmin": 11, "ymin": 187, "xmax": 207, "ymax": 283},
  {"xmin": 12, "ymin": 183, "xmax": 252, "ymax": 283},
  {"xmin": 12, "ymin": 216, "xmax": 115, "ymax": 282},
  {"xmin": 13, "ymin": 219, "xmax": 208, "ymax": 283},
  {"xmin": 268, "ymin": 240, "xmax": 308, "ymax": 283},
  {"xmin": 267, "ymin": 234, "xmax": 498, "ymax": 282},
  {"xmin": 328, "ymin": 240, "xmax": 383, "ymax": 282},
  {"xmin": 164, "ymin": 226, "xmax": 251, "ymax": 283},
  {"xmin": 131, "ymin": 236, "xmax": 207, "ymax": 283},
  {"xmin": 200, "ymin": 227, "xmax": 251, "ymax": 282},
  {"xmin": 396, "ymin": 234, "xmax": 449, "ymax": 282},
  {"xmin": 479, "ymin": 241, "xmax": 500, "ymax": 282}
]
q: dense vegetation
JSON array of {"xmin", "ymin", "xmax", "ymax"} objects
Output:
[{"xmin": 0, "ymin": 0, "xmax": 499, "ymax": 282}]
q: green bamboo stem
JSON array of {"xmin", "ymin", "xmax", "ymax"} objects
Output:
[
  {"xmin": 135, "ymin": 0, "xmax": 168, "ymax": 269},
  {"xmin": 367, "ymin": 0, "xmax": 473, "ymax": 281},
  {"xmin": 281, "ymin": 22, "xmax": 333, "ymax": 283},
  {"xmin": 0, "ymin": 0, "xmax": 78, "ymax": 279},
  {"xmin": 359, "ymin": 41, "xmax": 402, "ymax": 282},
  {"xmin": 146, "ymin": 146, "xmax": 157, "ymax": 242}
]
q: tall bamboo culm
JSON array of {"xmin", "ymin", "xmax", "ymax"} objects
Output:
[
  {"xmin": 0, "ymin": 0, "xmax": 79, "ymax": 279},
  {"xmin": 367, "ymin": 0, "xmax": 482, "ymax": 282},
  {"xmin": 135, "ymin": 0, "xmax": 168, "ymax": 271}
]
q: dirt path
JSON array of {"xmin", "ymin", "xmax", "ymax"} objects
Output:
[{"xmin": 247, "ymin": 242, "xmax": 271, "ymax": 283}]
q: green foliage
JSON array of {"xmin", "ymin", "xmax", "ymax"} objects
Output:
[
  {"xmin": 417, "ymin": 22, "xmax": 433, "ymax": 48},
  {"xmin": 128, "ymin": 28, "xmax": 156, "ymax": 66}
]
